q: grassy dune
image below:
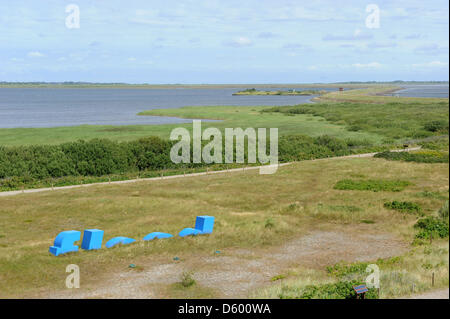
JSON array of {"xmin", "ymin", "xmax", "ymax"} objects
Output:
[{"xmin": 0, "ymin": 157, "xmax": 448, "ymax": 297}]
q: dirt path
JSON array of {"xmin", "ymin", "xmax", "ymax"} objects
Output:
[
  {"xmin": 0, "ymin": 147, "xmax": 421, "ymax": 198},
  {"xmin": 42, "ymin": 228, "xmax": 407, "ymax": 299},
  {"xmin": 407, "ymin": 289, "xmax": 449, "ymax": 299}
]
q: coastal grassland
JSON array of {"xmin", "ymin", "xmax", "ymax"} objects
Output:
[
  {"xmin": 252, "ymin": 239, "xmax": 449, "ymax": 299},
  {"xmin": 316, "ymin": 86, "xmax": 447, "ymax": 104},
  {"xmin": 263, "ymin": 100, "xmax": 449, "ymax": 142},
  {"xmin": 0, "ymin": 157, "xmax": 447, "ymax": 298},
  {"xmin": 0, "ymin": 105, "xmax": 382, "ymax": 146},
  {"xmin": 232, "ymin": 88, "xmax": 327, "ymax": 95}
]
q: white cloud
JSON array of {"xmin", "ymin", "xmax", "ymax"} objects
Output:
[
  {"xmin": 323, "ymin": 29, "xmax": 373, "ymax": 41},
  {"xmin": 27, "ymin": 51, "xmax": 44, "ymax": 57},
  {"xmin": 225, "ymin": 37, "xmax": 252, "ymax": 47},
  {"xmin": 352, "ymin": 62, "xmax": 382, "ymax": 68},
  {"xmin": 412, "ymin": 61, "xmax": 449, "ymax": 68}
]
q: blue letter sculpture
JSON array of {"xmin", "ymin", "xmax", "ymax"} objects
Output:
[
  {"xmin": 179, "ymin": 216, "xmax": 215, "ymax": 237},
  {"xmin": 105, "ymin": 237, "xmax": 136, "ymax": 248},
  {"xmin": 49, "ymin": 216, "xmax": 215, "ymax": 256},
  {"xmin": 143, "ymin": 232, "xmax": 173, "ymax": 241},
  {"xmin": 81, "ymin": 229, "xmax": 104, "ymax": 250},
  {"xmin": 49, "ymin": 230, "xmax": 81, "ymax": 256}
]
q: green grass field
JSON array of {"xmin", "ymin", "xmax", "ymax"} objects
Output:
[{"xmin": 0, "ymin": 157, "xmax": 448, "ymax": 298}]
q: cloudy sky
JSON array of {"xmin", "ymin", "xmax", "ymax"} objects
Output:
[{"xmin": 0, "ymin": 0, "xmax": 448, "ymax": 83}]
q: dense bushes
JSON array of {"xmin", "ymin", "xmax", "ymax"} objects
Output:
[
  {"xmin": 384, "ymin": 201, "xmax": 423, "ymax": 215},
  {"xmin": 414, "ymin": 216, "xmax": 449, "ymax": 239},
  {"xmin": 0, "ymin": 134, "xmax": 383, "ymax": 191},
  {"xmin": 374, "ymin": 150, "xmax": 449, "ymax": 163},
  {"xmin": 0, "ymin": 137, "xmax": 175, "ymax": 180},
  {"xmin": 334, "ymin": 179, "xmax": 412, "ymax": 192},
  {"xmin": 277, "ymin": 134, "xmax": 352, "ymax": 162}
]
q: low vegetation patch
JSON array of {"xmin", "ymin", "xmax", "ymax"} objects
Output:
[
  {"xmin": 180, "ymin": 271, "xmax": 196, "ymax": 288},
  {"xmin": 233, "ymin": 88, "xmax": 327, "ymax": 96},
  {"xmin": 374, "ymin": 150, "xmax": 449, "ymax": 163},
  {"xmin": 438, "ymin": 200, "xmax": 449, "ymax": 219},
  {"xmin": 384, "ymin": 201, "xmax": 423, "ymax": 215},
  {"xmin": 334, "ymin": 179, "xmax": 412, "ymax": 192},
  {"xmin": 414, "ymin": 201, "xmax": 449, "ymax": 240},
  {"xmin": 418, "ymin": 138, "xmax": 449, "ymax": 151},
  {"xmin": 423, "ymin": 120, "xmax": 449, "ymax": 134},
  {"xmin": 262, "ymin": 100, "xmax": 449, "ymax": 141},
  {"xmin": 278, "ymin": 280, "xmax": 378, "ymax": 299},
  {"xmin": 414, "ymin": 217, "xmax": 449, "ymax": 239},
  {"xmin": 415, "ymin": 191, "xmax": 448, "ymax": 200}
]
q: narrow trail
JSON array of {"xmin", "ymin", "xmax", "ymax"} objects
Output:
[
  {"xmin": 41, "ymin": 228, "xmax": 408, "ymax": 299},
  {"xmin": 0, "ymin": 147, "xmax": 421, "ymax": 198},
  {"xmin": 406, "ymin": 288, "xmax": 449, "ymax": 299}
]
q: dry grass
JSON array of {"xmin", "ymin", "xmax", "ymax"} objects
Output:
[
  {"xmin": 251, "ymin": 239, "xmax": 449, "ymax": 299},
  {"xmin": 0, "ymin": 157, "xmax": 448, "ymax": 298}
]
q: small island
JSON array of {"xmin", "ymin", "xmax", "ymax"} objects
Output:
[{"xmin": 232, "ymin": 88, "xmax": 328, "ymax": 96}]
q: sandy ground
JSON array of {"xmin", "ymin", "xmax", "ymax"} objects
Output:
[
  {"xmin": 41, "ymin": 228, "xmax": 408, "ymax": 299},
  {"xmin": 407, "ymin": 289, "xmax": 449, "ymax": 299}
]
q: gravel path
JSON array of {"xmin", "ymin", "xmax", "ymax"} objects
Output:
[
  {"xmin": 42, "ymin": 228, "xmax": 407, "ymax": 299},
  {"xmin": 408, "ymin": 289, "xmax": 449, "ymax": 299}
]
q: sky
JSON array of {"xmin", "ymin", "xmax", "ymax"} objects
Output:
[{"xmin": 0, "ymin": 0, "xmax": 448, "ymax": 83}]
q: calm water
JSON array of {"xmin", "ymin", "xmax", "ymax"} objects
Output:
[
  {"xmin": 385, "ymin": 84, "xmax": 449, "ymax": 98},
  {"xmin": 0, "ymin": 88, "xmax": 334, "ymax": 128}
]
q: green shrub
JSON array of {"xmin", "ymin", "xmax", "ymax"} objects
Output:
[
  {"xmin": 264, "ymin": 218, "xmax": 275, "ymax": 229},
  {"xmin": 180, "ymin": 271, "xmax": 196, "ymax": 288},
  {"xmin": 424, "ymin": 120, "xmax": 449, "ymax": 133},
  {"xmin": 414, "ymin": 216, "xmax": 449, "ymax": 239},
  {"xmin": 334, "ymin": 179, "xmax": 412, "ymax": 192},
  {"xmin": 384, "ymin": 201, "xmax": 423, "ymax": 215},
  {"xmin": 278, "ymin": 280, "xmax": 378, "ymax": 299},
  {"xmin": 326, "ymin": 262, "xmax": 369, "ymax": 278}
]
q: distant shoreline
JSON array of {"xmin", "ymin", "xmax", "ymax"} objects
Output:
[
  {"xmin": 0, "ymin": 81, "xmax": 448, "ymax": 89},
  {"xmin": 232, "ymin": 89, "xmax": 328, "ymax": 96}
]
